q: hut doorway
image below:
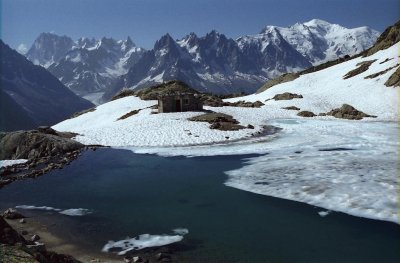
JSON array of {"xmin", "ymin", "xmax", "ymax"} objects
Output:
[{"xmin": 175, "ymin": 99, "xmax": 181, "ymax": 112}]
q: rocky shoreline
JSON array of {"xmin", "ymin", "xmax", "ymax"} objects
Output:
[
  {"xmin": 1, "ymin": 209, "xmax": 81, "ymax": 263},
  {"xmin": 0, "ymin": 127, "xmax": 106, "ymax": 189},
  {"xmin": 0, "ymin": 208, "xmax": 187, "ymax": 263}
]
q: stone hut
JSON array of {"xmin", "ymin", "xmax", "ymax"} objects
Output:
[{"xmin": 158, "ymin": 93, "xmax": 203, "ymax": 113}]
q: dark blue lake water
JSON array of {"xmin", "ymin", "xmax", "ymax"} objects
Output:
[{"xmin": 0, "ymin": 149, "xmax": 399, "ymax": 263}]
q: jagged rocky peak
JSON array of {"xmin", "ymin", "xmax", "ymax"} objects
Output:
[
  {"xmin": 179, "ymin": 32, "xmax": 199, "ymax": 47},
  {"xmin": 154, "ymin": 33, "xmax": 178, "ymax": 50},
  {"xmin": 77, "ymin": 37, "xmax": 97, "ymax": 49},
  {"xmin": 204, "ymin": 30, "xmax": 227, "ymax": 43},
  {"xmin": 120, "ymin": 36, "xmax": 136, "ymax": 51},
  {"xmin": 26, "ymin": 32, "xmax": 75, "ymax": 67}
]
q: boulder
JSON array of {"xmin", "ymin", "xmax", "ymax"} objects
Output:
[
  {"xmin": 326, "ymin": 104, "xmax": 377, "ymax": 120},
  {"xmin": 189, "ymin": 112, "xmax": 245, "ymax": 131},
  {"xmin": 271, "ymin": 92, "xmax": 303, "ymax": 101},
  {"xmin": 31, "ymin": 234, "xmax": 40, "ymax": 242},
  {"xmin": 282, "ymin": 106, "xmax": 300, "ymax": 110},
  {"xmin": 26, "ymin": 242, "xmax": 46, "ymax": 253},
  {"xmin": 2, "ymin": 208, "xmax": 26, "ymax": 220},
  {"xmin": 189, "ymin": 113, "xmax": 238, "ymax": 124},
  {"xmin": 297, "ymin": 111, "xmax": 316, "ymax": 117}
]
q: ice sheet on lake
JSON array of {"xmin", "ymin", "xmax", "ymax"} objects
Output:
[
  {"xmin": 102, "ymin": 229, "xmax": 188, "ymax": 255},
  {"xmin": 224, "ymin": 120, "xmax": 399, "ymax": 224},
  {"xmin": 16, "ymin": 205, "xmax": 92, "ymax": 216}
]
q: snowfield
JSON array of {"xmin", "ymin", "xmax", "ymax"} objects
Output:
[
  {"xmin": 226, "ymin": 42, "xmax": 399, "ymax": 121},
  {"xmin": 53, "ymin": 42, "xmax": 399, "ymax": 224}
]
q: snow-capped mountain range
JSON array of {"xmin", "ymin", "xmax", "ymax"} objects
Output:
[
  {"xmin": 26, "ymin": 34, "xmax": 144, "ymax": 101},
  {"xmin": 25, "ymin": 19, "xmax": 379, "ymax": 102}
]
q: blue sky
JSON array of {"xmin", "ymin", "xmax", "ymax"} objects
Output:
[{"xmin": 1, "ymin": 0, "xmax": 398, "ymax": 52}]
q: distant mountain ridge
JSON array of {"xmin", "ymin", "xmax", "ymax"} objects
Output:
[
  {"xmin": 0, "ymin": 40, "xmax": 93, "ymax": 132},
  {"xmin": 24, "ymin": 19, "xmax": 379, "ymax": 102},
  {"xmin": 26, "ymin": 34, "xmax": 145, "ymax": 101}
]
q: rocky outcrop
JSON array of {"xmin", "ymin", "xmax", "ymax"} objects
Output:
[
  {"xmin": 271, "ymin": 92, "xmax": 303, "ymax": 101},
  {"xmin": 110, "ymin": 80, "xmax": 227, "ymax": 108},
  {"xmin": 111, "ymin": 89, "xmax": 137, "ymax": 101},
  {"xmin": 189, "ymin": 113, "xmax": 246, "ymax": 131},
  {"xmin": 363, "ymin": 20, "xmax": 400, "ymax": 57},
  {"xmin": 365, "ymin": 64, "xmax": 399, "ymax": 79},
  {"xmin": 0, "ymin": 127, "xmax": 94, "ymax": 188},
  {"xmin": 282, "ymin": 106, "xmax": 300, "ymax": 110},
  {"xmin": 0, "ymin": 129, "xmax": 84, "ymax": 160},
  {"xmin": 385, "ymin": 67, "xmax": 400, "ymax": 87},
  {"xmin": 326, "ymin": 104, "xmax": 377, "ymax": 120},
  {"xmin": 136, "ymin": 80, "xmax": 199, "ymax": 100},
  {"xmin": 117, "ymin": 110, "xmax": 140, "ymax": 120},
  {"xmin": 223, "ymin": 100, "xmax": 264, "ymax": 108},
  {"xmin": 257, "ymin": 73, "xmax": 300, "ymax": 93},
  {"xmin": 2, "ymin": 208, "xmax": 26, "ymax": 220},
  {"xmin": 297, "ymin": 111, "xmax": 316, "ymax": 117},
  {"xmin": 1, "ymin": 212, "xmax": 81, "ymax": 263},
  {"xmin": 343, "ymin": 60, "xmax": 377, "ymax": 79}
]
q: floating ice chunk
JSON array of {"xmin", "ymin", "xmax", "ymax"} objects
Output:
[
  {"xmin": 172, "ymin": 228, "xmax": 189, "ymax": 235},
  {"xmin": 59, "ymin": 208, "xmax": 92, "ymax": 216},
  {"xmin": 318, "ymin": 211, "xmax": 331, "ymax": 217},
  {"xmin": 15, "ymin": 205, "xmax": 92, "ymax": 216},
  {"xmin": 102, "ymin": 232, "xmax": 185, "ymax": 255},
  {"xmin": 16, "ymin": 205, "xmax": 61, "ymax": 212}
]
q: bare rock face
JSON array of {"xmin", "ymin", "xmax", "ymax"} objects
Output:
[
  {"xmin": 326, "ymin": 104, "xmax": 377, "ymax": 120},
  {"xmin": 385, "ymin": 67, "xmax": 400, "ymax": 87},
  {"xmin": 297, "ymin": 111, "xmax": 316, "ymax": 117},
  {"xmin": 363, "ymin": 20, "xmax": 400, "ymax": 57},
  {"xmin": 271, "ymin": 92, "xmax": 303, "ymax": 101},
  {"xmin": 343, "ymin": 60, "xmax": 376, "ymax": 79},
  {"xmin": 0, "ymin": 130, "xmax": 84, "ymax": 160}
]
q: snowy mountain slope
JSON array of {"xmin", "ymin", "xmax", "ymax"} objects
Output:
[
  {"xmin": 25, "ymin": 33, "xmax": 145, "ymax": 101},
  {"xmin": 0, "ymin": 40, "xmax": 93, "ymax": 131},
  {"xmin": 226, "ymin": 42, "xmax": 399, "ymax": 121},
  {"xmin": 238, "ymin": 19, "xmax": 380, "ymax": 65}
]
